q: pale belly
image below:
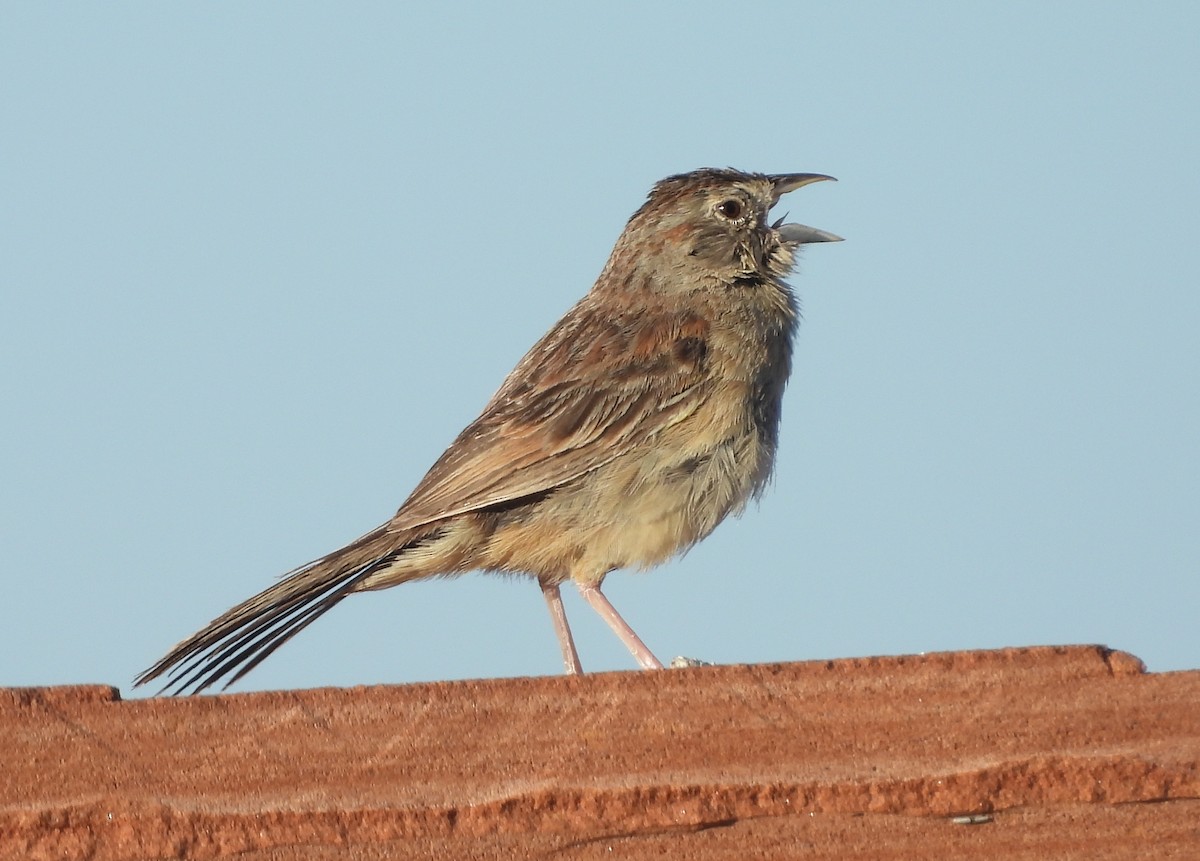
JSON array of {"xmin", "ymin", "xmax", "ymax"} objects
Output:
[{"xmin": 478, "ymin": 384, "xmax": 776, "ymax": 584}]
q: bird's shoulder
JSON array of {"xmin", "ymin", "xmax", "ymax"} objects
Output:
[{"xmin": 390, "ymin": 294, "xmax": 717, "ymax": 531}]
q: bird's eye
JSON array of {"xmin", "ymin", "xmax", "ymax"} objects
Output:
[{"xmin": 715, "ymin": 199, "xmax": 743, "ymax": 220}]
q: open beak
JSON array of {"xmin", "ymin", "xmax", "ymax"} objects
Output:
[{"xmin": 769, "ymin": 173, "xmax": 843, "ymax": 244}]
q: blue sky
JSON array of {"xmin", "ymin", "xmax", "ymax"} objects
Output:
[{"xmin": 3, "ymin": 3, "xmax": 1197, "ymax": 695}]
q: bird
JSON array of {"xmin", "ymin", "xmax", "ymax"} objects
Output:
[{"xmin": 136, "ymin": 167, "xmax": 840, "ymax": 695}]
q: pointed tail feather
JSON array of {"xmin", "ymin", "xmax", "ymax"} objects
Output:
[{"xmin": 135, "ymin": 523, "xmax": 409, "ymax": 695}]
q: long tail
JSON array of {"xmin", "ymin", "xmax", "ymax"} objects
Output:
[{"xmin": 135, "ymin": 523, "xmax": 414, "ymax": 695}]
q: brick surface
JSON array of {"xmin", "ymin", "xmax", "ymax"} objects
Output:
[{"xmin": 3, "ymin": 646, "xmax": 1197, "ymax": 859}]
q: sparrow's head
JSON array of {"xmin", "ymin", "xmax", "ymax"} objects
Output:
[{"xmin": 602, "ymin": 167, "xmax": 841, "ymax": 293}]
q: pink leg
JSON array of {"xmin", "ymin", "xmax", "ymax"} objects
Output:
[
  {"xmin": 577, "ymin": 582, "xmax": 664, "ymax": 670},
  {"xmin": 540, "ymin": 582, "xmax": 583, "ymax": 674}
]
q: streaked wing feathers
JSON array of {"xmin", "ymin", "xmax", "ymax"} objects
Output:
[{"xmin": 390, "ymin": 299, "xmax": 711, "ymax": 531}]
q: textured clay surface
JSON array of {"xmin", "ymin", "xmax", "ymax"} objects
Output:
[{"xmin": 2, "ymin": 646, "xmax": 1197, "ymax": 859}]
